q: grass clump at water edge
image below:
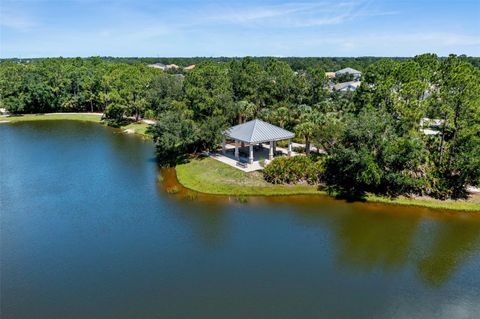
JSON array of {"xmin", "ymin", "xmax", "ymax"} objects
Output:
[{"xmin": 165, "ymin": 186, "xmax": 180, "ymax": 194}]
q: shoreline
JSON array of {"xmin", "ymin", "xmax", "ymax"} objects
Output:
[
  {"xmin": 1, "ymin": 112, "xmax": 152, "ymax": 138},
  {"xmin": 3, "ymin": 114, "xmax": 479, "ymax": 212},
  {"xmin": 175, "ymin": 158, "xmax": 480, "ymax": 212}
]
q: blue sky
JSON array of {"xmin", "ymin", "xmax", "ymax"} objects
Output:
[{"xmin": 1, "ymin": 0, "xmax": 479, "ymax": 57}]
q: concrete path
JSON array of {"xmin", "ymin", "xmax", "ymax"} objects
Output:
[{"xmin": 210, "ymin": 152, "xmax": 263, "ymax": 172}]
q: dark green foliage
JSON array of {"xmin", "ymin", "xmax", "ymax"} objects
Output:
[
  {"xmin": 263, "ymin": 156, "xmax": 325, "ymax": 185},
  {"xmin": 146, "ymin": 111, "xmax": 200, "ymax": 166},
  {"xmin": 0, "ymin": 58, "xmax": 179, "ymax": 122},
  {"xmin": 324, "ymin": 110, "xmax": 428, "ymax": 198},
  {"xmin": 425, "ymin": 55, "xmax": 480, "ymax": 198},
  {"xmin": 103, "ymin": 103, "xmax": 126, "ymax": 127}
]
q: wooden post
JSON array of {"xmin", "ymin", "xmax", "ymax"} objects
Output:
[
  {"xmin": 249, "ymin": 144, "xmax": 254, "ymax": 164},
  {"xmin": 288, "ymin": 139, "xmax": 292, "ymax": 156},
  {"xmin": 269, "ymin": 141, "xmax": 274, "ymax": 160},
  {"xmin": 273, "ymin": 141, "xmax": 276, "ymax": 154}
]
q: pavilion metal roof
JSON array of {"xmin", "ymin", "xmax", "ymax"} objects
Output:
[{"xmin": 224, "ymin": 119, "xmax": 295, "ymax": 144}]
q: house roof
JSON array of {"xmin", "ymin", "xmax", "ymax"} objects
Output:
[
  {"xmin": 224, "ymin": 119, "xmax": 295, "ymax": 143},
  {"xmin": 325, "ymin": 72, "xmax": 336, "ymax": 78},
  {"xmin": 334, "ymin": 81, "xmax": 361, "ymax": 91},
  {"xmin": 420, "ymin": 118, "xmax": 444, "ymax": 127},
  {"xmin": 336, "ymin": 67, "xmax": 362, "ymax": 75},
  {"xmin": 421, "ymin": 129, "xmax": 441, "ymax": 135},
  {"xmin": 147, "ymin": 63, "xmax": 166, "ymax": 69}
]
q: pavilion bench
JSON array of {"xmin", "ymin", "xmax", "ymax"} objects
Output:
[{"xmin": 236, "ymin": 159, "xmax": 249, "ymax": 168}]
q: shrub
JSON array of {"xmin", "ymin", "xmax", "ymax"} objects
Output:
[
  {"xmin": 292, "ymin": 146, "xmax": 305, "ymax": 153},
  {"xmin": 165, "ymin": 186, "xmax": 180, "ymax": 194},
  {"xmin": 276, "ymin": 140, "xmax": 289, "ymax": 148},
  {"xmin": 144, "ymin": 109, "xmax": 156, "ymax": 119},
  {"xmin": 263, "ymin": 155, "xmax": 325, "ymax": 185},
  {"xmin": 184, "ymin": 191, "xmax": 198, "ymax": 200}
]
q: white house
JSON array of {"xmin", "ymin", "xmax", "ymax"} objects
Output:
[
  {"xmin": 333, "ymin": 81, "xmax": 361, "ymax": 92},
  {"xmin": 147, "ymin": 63, "xmax": 167, "ymax": 70},
  {"xmin": 335, "ymin": 67, "xmax": 362, "ymax": 79},
  {"xmin": 420, "ymin": 117, "xmax": 444, "ymax": 135}
]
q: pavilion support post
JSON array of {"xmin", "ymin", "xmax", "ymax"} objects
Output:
[
  {"xmin": 288, "ymin": 139, "xmax": 292, "ymax": 156},
  {"xmin": 269, "ymin": 141, "xmax": 274, "ymax": 160},
  {"xmin": 222, "ymin": 137, "xmax": 226, "ymax": 154},
  {"xmin": 234, "ymin": 140, "xmax": 239, "ymax": 159},
  {"xmin": 249, "ymin": 144, "xmax": 254, "ymax": 164},
  {"xmin": 273, "ymin": 141, "xmax": 276, "ymax": 154}
]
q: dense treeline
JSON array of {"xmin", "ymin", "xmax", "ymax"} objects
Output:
[
  {"xmin": 0, "ymin": 57, "xmax": 183, "ymax": 124},
  {"xmin": 1, "ymin": 54, "xmax": 479, "ymax": 199},
  {"xmin": 3, "ymin": 55, "xmax": 479, "ymax": 70}
]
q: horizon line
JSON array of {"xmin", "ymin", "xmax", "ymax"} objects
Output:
[{"xmin": 2, "ymin": 54, "xmax": 479, "ymax": 59}]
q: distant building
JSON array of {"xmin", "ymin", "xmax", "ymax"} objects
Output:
[
  {"xmin": 147, "ymin": 63, "xmax": 167, "ymax": 70},
  {"xmin": 420, "ymin": 118, "xmax": 444, "ymax": 127},
  {"xmin": 165, "ymin": 64, "xmax": 179, "ymax": 70},
  {"xmin": 335, "ymin": 67, "xmax": 362, "ymax": 79},
  {"xmin": 333, "ymin": 81, "xmax": 361, "ymax": 92},
  {"xmin": 325, "ymin": 72, "xmax": 336, "ymax": 79},
  {"xmin": 420, "ymin": 118, "xmax": 444, "ymax": 135},
  {"xmin": 184, "ymin": 64, "xmax": 196, "ymax": 71}
]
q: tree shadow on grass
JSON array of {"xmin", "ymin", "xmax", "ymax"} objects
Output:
[
  {"xmin": 335, "ymin": 192, "xmax": 368, "ymax": 203},
  {"xmin": 155, "ymin": 152, "xmax": 209, "ymax": 168},
  {"xmin": 105, "ymin": 118, "xmax": 132, "ymax": 128}
]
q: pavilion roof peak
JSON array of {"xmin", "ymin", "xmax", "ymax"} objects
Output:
[{"xmin": 224, "ymin": 119, "xmax": 294, "ymax": 144}]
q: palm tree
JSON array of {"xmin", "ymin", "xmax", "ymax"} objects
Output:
[
  {"xmin": 295, "ymin": 121, "xmax": 316, "ymax": 155},
  {"xmin": 274, "ymin": 106, "xmax": 290, "ymax": 128},
  {"xmin": 236, "ymin": 100, "xmax": 257, "ymax": 124},
  {"xmin": 244, "ymin": 101, "xmax": 257, "ymax": 122}
]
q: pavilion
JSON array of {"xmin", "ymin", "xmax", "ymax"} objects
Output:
[{"xmin": 222, "ymin": 119, "xmax": 295, "ymax": 166}]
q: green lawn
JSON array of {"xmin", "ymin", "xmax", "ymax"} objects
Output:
[
  {"xmin": 121, "ymin": 122, "xmax": 150, "ymax": 136},
  {"xmin": 176, "ymin": 157, "xmax": 480, "ymax": 211},
  {"xmin": 176, "ymin": 157, "xmax": 322, "ymax": 196},
  {"xmin": 2, "ymin": 113, "xmax": 102, "ymax": 123},
  {"xmin": 366, "ymin": 194, "xmax": 480, "ymax": 211}
]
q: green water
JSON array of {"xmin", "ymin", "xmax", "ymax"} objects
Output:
[{"xmin": 1, "ymin": 121, "xmax": 479, "ymax": 319}]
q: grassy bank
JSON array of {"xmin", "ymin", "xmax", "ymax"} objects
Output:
[
  {"xmin": 121, "ymin": 122, "xmax": 150, "ymax": 136},
  {"xmin": 176, "ymin": 157, "xmax": 322, "ymax": 196},
  {"xmin": 1, "ymin": 113, "xmax": 151, "ymax": 137},
  {"xmin": 2, "ymin": 113, "xmax": 103, "ymax": 123},
  {"xmin": 366, "ymin": 194, "xmax": 480, "ymax": 211},
  {"xmin": 176, "ymin": 157, "xmax": 480, "ymax": 211}
]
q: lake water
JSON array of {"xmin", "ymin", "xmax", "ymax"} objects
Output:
[{"xmin": 1, "ymin": 121, "xmax": 480, "ymax": 319}]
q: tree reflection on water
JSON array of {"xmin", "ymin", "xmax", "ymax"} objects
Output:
[
  {"xmin": 417, "ymin": 219, "xmax": 480, "ymax": 287},
  {"xmin": 160, "ymin": 168, "xmax": 480, "ymax": 288}
]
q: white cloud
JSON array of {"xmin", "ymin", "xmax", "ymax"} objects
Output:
[
  {"xmin": 277, "ymin": 32, "xmax": 480, "ymax": 56},
  {"xmin": 0, "ymin": 7, "xmax": 36, "ymax": 30},
  {"xmin": 194, "ymin": 1, "xmax": 397, "ymax": 28}
]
